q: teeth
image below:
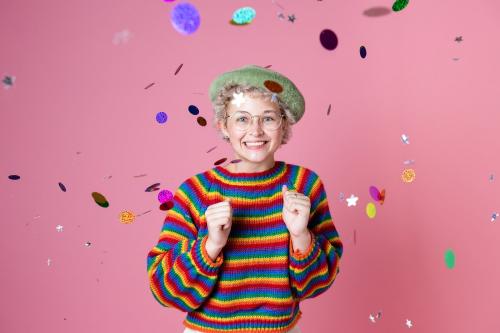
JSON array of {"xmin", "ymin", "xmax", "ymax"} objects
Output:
[{"xmin": 245, "ymin": 142, "xmax": 266, "ymax": 147}]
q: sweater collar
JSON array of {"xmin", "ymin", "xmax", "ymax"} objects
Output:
[{"xmin": 212, "ymin": 161, "xmax": 287, "ymax": 184}]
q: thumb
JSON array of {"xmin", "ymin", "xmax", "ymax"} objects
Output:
[{"xmin": 282, "ymin": 184, "xmax": 288, "ymax": 193}]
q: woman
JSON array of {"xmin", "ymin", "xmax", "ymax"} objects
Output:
[{"xmin": 147, "ymin": 65, "xmax": 343, "ymax": 333}]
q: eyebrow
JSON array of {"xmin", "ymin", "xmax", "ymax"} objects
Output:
[{"xmin": 236, "ymin": 110, "xmax": 278, "ymax": 113}]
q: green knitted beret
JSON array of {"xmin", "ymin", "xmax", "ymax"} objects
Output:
[{"xmin": 209, "ymin": 65, "xmax": 305, "ymax": 123}]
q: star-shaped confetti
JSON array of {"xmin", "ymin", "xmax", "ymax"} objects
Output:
[
  {"xmin": 56, "ymin": 224, "xmax": 64, "ymax": 232},
  {"xmin": 287, "ymin": 14, "xmax": 296, "ymax": 23},
  {"xmin": 231, "ymin": 92, "xmax": 246, "ymax": 108},
  {"xmin": 491, "ymin": 212, "xmax": 499, "ymax": 222},
  {"xmin": 346, "ymin": 194, "xmax": 359, "ymax": 207},
  {"xmin": 405, "ymin": 319, "xmax": 413, "ymax": 328},
  {"xmin": 112, "ymin": 29, "xmax": 131, "ymax": 45},
  {"xmin": 401, "ymin": 134, "xmax": 410, "ymax": 144},
  {"xmin": 2, "ymin": 75, "xmax": 15, "ymax": 88}
]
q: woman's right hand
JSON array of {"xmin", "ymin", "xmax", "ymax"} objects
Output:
[{"xmin": 205, "ymin": 199, "xmax": 233, "ymax": 258}]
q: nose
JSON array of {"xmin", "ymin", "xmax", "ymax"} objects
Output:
[{"xmin": 247, "ymin": 116, "xmax": 264, "ymax": 135}]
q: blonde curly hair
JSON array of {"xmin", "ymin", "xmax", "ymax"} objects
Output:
[{"xmin": 211, "ymin": 84, "xmax": 297, "ymax": 144}]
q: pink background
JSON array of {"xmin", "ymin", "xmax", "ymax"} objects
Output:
[{"xmin": 1, "ymin": 0, "xmax": 499, "ymax": 332}]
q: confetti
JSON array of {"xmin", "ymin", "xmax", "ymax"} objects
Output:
[
  {"xmin": 444, "ymin": 249, "xmax": 455, "ymax": 269},
  {"xmin": 119, "ymin": 211, "xmax": 135, "ymax": 224},
  {"xmin": 338, "ymin": 192, "xmax": 345, "ymax": 201},
  {"xmin": 360, "ymin": 46, "xmax": 367, "ymax": 58},
  {"xmin": 133, "ymin": 173, "xmax": 147, "ymax": 178},
  {"xmin": 287, "ymin": 14, "xmax": 296, "ymax": 23},
  {"xmin": 231, "ymin": 92, "xmax": 246, "ymax": 107},
  {"xmin": 455, "ymin": 36, "xmax": 463, "ymax": 42},
  {"xmin": 327, "ymin": 104, "xmax": 332, "ymax": 115},
  {"xmin": 264, "ymin": 80, "xmax": 283, "ymax": 93},
  {"xmin": 56, "ymin": 224, "xmax": 64, "ymax": 232},
  {"xmin": 156, "ymin": 112, "xmax": 168, "ymax": 124},
  {"xmin": 230, "ymin": 159, "xmax": 242, "ymax": 164},
  {"xmin": 158, "ymin": 189, "xmax": 174, "ymax": 203},
  {"xmin": 47, "ymin": 258, "xmax": 51, "ymax": 266},
  {"xmin": 144, "ymin": 82, "xmax": 155, "ymax": 89},
  {"xmin": 214, "ymin": 157, "xmax": 228, "ymax": 166},
  {"xmin": 160, "ymin": 201, "xmax": 175, "ymax": 211},
  {"xmin": 171, "ymin": 2, "xmax": 201, "ymax": 35},
  {"xmin": 206, "ymin": 146, "xmax": 217, "ymax": 153},
  {"xmin": 491, "ymin": 212, "xmax": 499, "ymax": 222},
  {"xmin": 369, "ymin": 186, "xmax": 385, "ymax": 205},
  {"xmin": 402, "ymin": 169, "xmax": 416, "ymax": 183},
  {"xmin": 319, "ymin": 29, "xmax": 338, "ymax": 51},
  {"xmin": 401, "ymin": 134, "xmax": 410, "ymax": 144},
  {"xmin": 232, "ymin": 7, "xmax": 256, "ymax": 25},
  {"xmin": 392, "ymin": 0, "xmax": 409, "ymax": 12},
  {"xmin": 2, "ymin": 75, "xmax": 15, "ymax": 89},
  {"xmin": 403, "ymin": 159, "xmax": 415, "ymax": 165},
  {"xmin": 264, "ymin": 65, "xmax": 272, "ymax": 69},
  {"xmin": 366, "ymin": 202, "xmax": 377, "ymax": 218},
  {"xmin": 91, "ymin": 192, "xmax": 109, "ymax": 208},
  {"xmin": 353, "ymin": 229, "xmax": 356, "ymax": 245},
  {"xmin": 197, "ymin": 116, "xmax": 207, "ymax": 126},
  {"xmin": 405, "ymin": 319, "xmax": 413, "ymax": 328},
  {"xmin": 488, "ymin": 174, "xmax": 494, "ymax": 182},
  {"xmin": 346, "ymin": 194, "xmax": 358, "ymax": 207},
  {"xmin": 112, "ymin": 30, "xmax": 131, "ymax": 45},
  {"xmin": 84, "ymin": 241, "xmax": 91, "ymax": 247},
  {"xmin": 8, "ymin": 174, "xmax": 20, "ymax": 180},
  {"xmin": 145, "ymin": 183, "xmax": 161, "ymax": 192},
  {"xmin": 188, "ymin": 105, "xmax": 199, "ymax": 115},
  {"xmin": 58, "ymin": 182, "xmax": 67, "ymax": 192},
  {"xmin": 363, "ymin": 7, "xmax": 391, "ymax": 17},
  {"xmin": 137, "ymin": 209, "xmax": 152, "ymax": 217},
  {"xmin": 174, "ymin": 63, "xmax": 183, "ymax": 75}
]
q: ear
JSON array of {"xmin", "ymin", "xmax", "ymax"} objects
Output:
[{"xmin": 218, "ymin": 119, "xmax": 230, "ymax": 138}]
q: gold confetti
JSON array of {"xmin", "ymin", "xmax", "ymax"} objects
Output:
[
  {"xmin": 402, "ymin": 169, "xmax": 416, "ymax": 183},
  {"xmin": 119, "ymin": 211, "xmax": 135, "ymax": 224}
]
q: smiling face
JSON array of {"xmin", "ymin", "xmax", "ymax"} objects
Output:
[{"xmin": 219, "ymin": 93, "xmax": 286, "ymax": 172}]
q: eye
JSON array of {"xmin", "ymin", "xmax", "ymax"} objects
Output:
[
  {"xmin": 263, "ymin": 116, "xmax": 276, "ymax": 122},
  {"xmin": 236, "ymin": 116, "xmax": 249, "ymax": 123}
]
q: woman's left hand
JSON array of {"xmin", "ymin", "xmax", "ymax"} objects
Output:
[{"xmin": 282, "ymin": 184, "xmax": 311, "ymax": 237}]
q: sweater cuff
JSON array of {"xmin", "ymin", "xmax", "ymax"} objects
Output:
[
  {"xmin": 290, "ymin": 230, "xmax": 320, "ymax": 266},
  {"xmin": 197, "ymin": 236, "xmax": 224, "ymax": 272}
]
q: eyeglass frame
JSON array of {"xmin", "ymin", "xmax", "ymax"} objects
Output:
[{"xmin": 223, "ymin": 110, "xmax": 286, "ymax": 131}]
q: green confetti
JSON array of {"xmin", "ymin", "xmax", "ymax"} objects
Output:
[
  {"xmin": 444, "ymin": 249, "xmax": 455, "ymax": 269},
  {"xmin": 392, "ymin": 0, "xmax": 409, "ymax": 12}
]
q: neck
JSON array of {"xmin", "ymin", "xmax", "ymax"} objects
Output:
[{"xmin": 226, "ymin": 157, "xmax": 276, "ymax": 173}]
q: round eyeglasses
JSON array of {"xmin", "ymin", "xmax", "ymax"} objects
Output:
[{"xmin": 224, "ymin": 111, "xmax": 285, "ymax": 131}]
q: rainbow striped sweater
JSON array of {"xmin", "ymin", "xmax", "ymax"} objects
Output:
[{"xmin": 147, "ymin": 161, "xmax": 343, "ymax": 333}]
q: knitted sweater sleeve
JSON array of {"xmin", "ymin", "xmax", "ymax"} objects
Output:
[
  {"xmin": 146, "ymin": 176, "xmax": 223, "ymax": 312},
  {"xmin": 288, "ymin": 173, "xmax": 343, "ymax": 301}
]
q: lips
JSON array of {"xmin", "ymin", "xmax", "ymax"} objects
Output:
[{"xmin": 243, "ymin": 141, "xmax": 269, "ymax": 150}]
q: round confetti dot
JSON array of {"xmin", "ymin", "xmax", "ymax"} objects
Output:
[
  {"xmin": 8, "ymin": 174, "xmax": 20, "ymax": 180},
  {"xmin": 188, "ymin": 105, "xmax": 199, "ymax": 115},
  {"xmin": 214, "ymin": 157, "xmax": 228, "ymax": 166},
  {"xmin": 160, "ymin": 201, "xmax": 175, "ymax": 211},
  {"xmin": 444, "ymin": 249, "xmax": 455, "ymax": 269},
  {"xmin": 156, "ymin": 112, "xmax": 168, "ymax": 124},
  {"xmin": 58, "ymin": 182, "xmax": 67, "ymax": 192},
  {"xmin": 91, "ymin": 192, "xmax": 109, "ymax": 208},
  {"xmin": 197, "ymin": 116, "xmax": 207, "ymax": 126},
  {"xmin": 402, "ymin": 169, "xmax": 416, "ymax": 183},
  {"xmin": 119, "ymin": 211, "xmax": 135, "ymax": 224},
  {"xmin": 232, "ymin": 7, "xmax": 256, "ymax": 25},
  {"xmin": 366, "ymin": 202, "xmax": 377, "ymax": 219},
  {"xmin": 319, "ymin": 29, "xmax": 338, "ymax": 50},
  {"xmin": 264, "ymin": 80, "xmax": 283, "ymax": 93},
  {"xmin": 392, "ymin": 0, "xmax": 409, "ymax": 12},
  {"xmin": 170, "ymin": 2, "xmax": 201, "ymax": 35},
  {"xmin": 360, "ymin": 46, "xmax": 367, "ymax": 58},
  {"xmin": 145, "ymin": 183, "xmax": 161, "ymax": 192},
  {"xmin": 158, "ymin": 189, "xmax": 174, "ymax": 203}
]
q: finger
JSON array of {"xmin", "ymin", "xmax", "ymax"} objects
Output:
[
  {"xmin": 209, "ymin": 217, "xmax": 232, "ymax": 227},
  {"xmin": 207, "ymin": 201, "xmax": 231, "ymax": 213},
  {"xmin": 207, "ymin": 211, "xmax": 232, "ymax": 220}
]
